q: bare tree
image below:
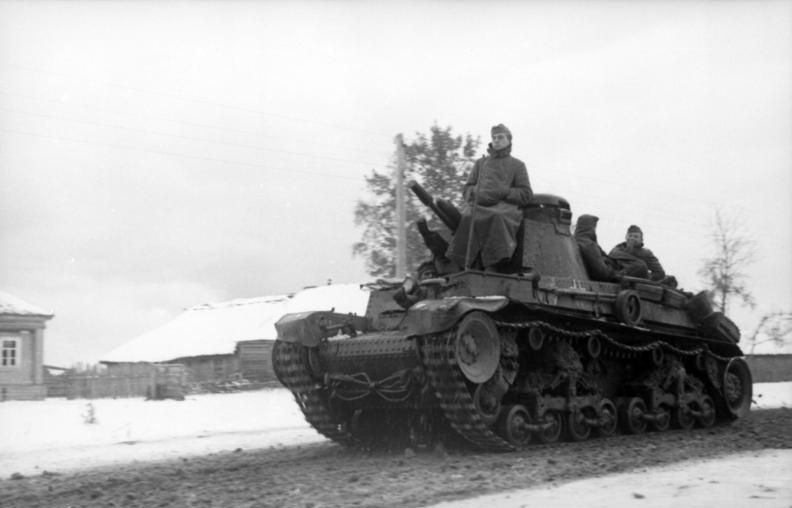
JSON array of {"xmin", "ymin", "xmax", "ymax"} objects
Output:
[
  {"xmin": 746, "ymin": 311, "xmax": 792, "ymax": 356},
  {"xmin": 697, "ymin": 209, "xmax": 756, "ymax": 314},
  {"xmin": 698, "ymin": 210, "xmax": 791, "ymax": 354}
]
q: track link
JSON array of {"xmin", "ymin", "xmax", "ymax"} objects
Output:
[
  {"xmin": 421, "ymin": 332, "xmax": 515, "ymax": 451},
  {"xmin": 271, "ymin": 341, "xmax": 355, "ymax": 446}
]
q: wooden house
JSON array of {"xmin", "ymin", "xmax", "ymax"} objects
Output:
[{"xmin": 0, "ymin": 291, "xmax": 54, "ymax": 401}]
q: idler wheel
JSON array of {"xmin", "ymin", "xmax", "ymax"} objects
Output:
[
  {"xmin": 619, "ymin": 397, "xmax": 648, "ymax": 434},
  {"xmin": 696, "ymin": 395, "xmax": 717, "ymax": 428},
  {"xmin": 497, "ymin": 404, "xmax": 532, "ymax": 446},
  {"xmin": 596, "ymin": 399, "xmax": 618, "ymax": 437},
  {"xmin": 535, "ymin": 411, "xmax": 563, "ymax": 444},
  {"xmin": 650, "ymin": 404, "xmax": 671, "ymax": 432},
  {"xmin": 614, "ymin": 290, "xmax": 642, "ymax": 326},
  {"xmin": 722, "ymin": 358, "xmax": 753, "ymax": 419},
  {"xmin": 454, "ymin": 312, "xmax": 501, "ymax": 384},
  {"xmin": 565, "ymin": 409, "xmax": 592, "ymax": 442}
]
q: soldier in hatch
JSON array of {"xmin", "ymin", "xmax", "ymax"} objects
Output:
[{"xmin": 446, "ymin": 124, "xmax": 533, "ymax": 272}]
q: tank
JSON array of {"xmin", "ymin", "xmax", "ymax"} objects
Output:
[{"xmin": 272, "ymin": 185, "xmax": 753, "ymax": 451}]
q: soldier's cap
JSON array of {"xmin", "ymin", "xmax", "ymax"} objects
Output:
[
  {"xmin": 627, "ymin": 224, "xmax": 643, "ymax": 235},
  {"xmin": 491, "ymin": 124, "xmax": 512, "ymax": 141}
]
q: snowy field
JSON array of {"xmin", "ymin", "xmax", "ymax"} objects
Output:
[
  {"xmin": 1, "ymin": 383, "xmax": 790, "ymax": 507},
  {"xmin": 0, "ymin": 388, "xmax": 324, "ymax": 477}
]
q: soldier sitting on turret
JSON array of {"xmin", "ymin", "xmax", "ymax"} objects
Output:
[
  {"xmin": 446, "ymin": 123, "xmax": 533, "ymax": 272},
  {"xmin": 609, "ymin": 224, "xmax": 666, "ymax": 281},
  {"xmin": 573, "ymin": 214, "xmax": 623, "ymax": 282}
]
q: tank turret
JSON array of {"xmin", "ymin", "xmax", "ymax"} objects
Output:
[{"xmin": 520, "ymin": 194, "xmax": 588, "ymax": 279}]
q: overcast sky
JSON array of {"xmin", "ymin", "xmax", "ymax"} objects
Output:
[{"xmin": 1, "ymin": 1, "xmax": 790, "ymax": 366}]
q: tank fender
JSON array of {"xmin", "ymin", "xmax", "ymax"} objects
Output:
[
  {"xmin": 275, "ymin": 311, "xmax": 368, "ymax": 347},
  {"xmin": 403, "ymin": 296, "xmax": 509, "ymax": 337}
]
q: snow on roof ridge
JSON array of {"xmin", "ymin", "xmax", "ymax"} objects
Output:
[
  {"xmin": 0, "ymin": 290, "xmax": 54, "ymax": 317},
  {"xmin": 101, "ymin": 283, "xmax": 372, "ymax": 363},
  {"xmin": 185, "ymin": 283, "xmax": 369, "ymax": 311},
  {"xmin": 186, "ymin": 294, "xmax": 291, "ymax": 311}
]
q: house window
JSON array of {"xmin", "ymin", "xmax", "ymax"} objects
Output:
[{"xmin": 1, "ymin": 338, "xmax": 19, "ymax": 367}]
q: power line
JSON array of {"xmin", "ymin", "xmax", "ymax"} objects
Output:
[
  {"xmin": 538, "ymin": 166, "xmax": 724, "ymax": 209},
  {"xmin": 3, "ymin": 62, "xmax": 394, "ymax": 138},
  {"xmin": 0, "ymin": 105, "xmax": 385, "ymax": 168},
  {"xmin": 0, "ymin": 86, "xmax": 392, "ymax": 159},
  {"xmin": 0, "ymin": 127, "xmax": 364, "ymax": 182}
]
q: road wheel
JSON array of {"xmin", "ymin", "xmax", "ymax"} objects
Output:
[
  {"xmin": 650, "ymin": 404, "xmax": 671, "ymax": 432},
  {"xmin": 565, "ymin": 409, "xmax": 592, "ymax": 441},
  {"xmin": 696, "ymin": 395, "xmax": 717, "ymax": 428},
  {"xmin": 619, "ymin": 397, "xmax": 648, "ymax": 434},
  {"xmin": 672, "ymin": 404, "xmax": 695, "ymax": 430},
  {"xmin": 596, "ymin": 399, "xmax": 618, "ymax": 437},
  {"xmin": 497, "ymin": 405, "xmax": 532, "ymax": 447},
  {"xmin": 535, "ymin": 411, "xmax": 563, "ymax": 444}
]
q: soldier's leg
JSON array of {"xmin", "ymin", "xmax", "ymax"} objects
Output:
[{"xmin": 622, "ymin": 260, "xmax": 649, "ymax": 278}]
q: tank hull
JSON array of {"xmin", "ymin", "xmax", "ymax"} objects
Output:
[{"xmin": 273, "ymin": 272, "xmax": 751, "ymax": 451}]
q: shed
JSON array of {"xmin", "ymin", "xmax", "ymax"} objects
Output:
[
  {"xmin": 101, "ymin": 283, "xmax": 370, "ymax": 386},
  {"xmin": 101, "ymin": 294, "xmax": 292, "ymax": 384},
  {"xmin": 0, "ymin": 291, "xmax": 54, "ymax": 401}
]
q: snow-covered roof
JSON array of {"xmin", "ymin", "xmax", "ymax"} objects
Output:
[
  {"xmin": 0, "ymin": 291, "xmax": 54, "ymax": 318},
  {"xmin": 101, "ymin": 283, "xmax": 371, "ymax": 363}
]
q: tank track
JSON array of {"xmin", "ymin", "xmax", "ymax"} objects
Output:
[
  {"xmin": 276, "ymin": 318, "xmax": 740, "ymax": 451},
  {"xmin": 271, "ymin": 341, "xmax": 355, "ymax": 446},
  {"xmin": 421, "ymin": 332, "xmax": 516, "ymax": 451},
  {"xmin": 420, "ymin": 319, "xmax": 737, "ymax": 451}
]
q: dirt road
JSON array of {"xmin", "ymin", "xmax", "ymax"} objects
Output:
[{"xmin": 3, "ymin": 408, "xmax": 789, "ymax": 508}]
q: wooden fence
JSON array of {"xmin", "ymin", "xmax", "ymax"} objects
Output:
[
  {"xmin": 65, "ymin": 374, "xmax": 153, "ymax": 399},
  {"xmin": 61, "ymin": 364, "xmax": 187, "ymax": 399},
  {"xmin": 745, "ymin": 354, "xmax": 792, "ymax": 383}
]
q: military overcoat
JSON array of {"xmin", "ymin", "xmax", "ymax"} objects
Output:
[{"xmin": 448, "ymin": 145, "xmax": 532, "ymax": 269}]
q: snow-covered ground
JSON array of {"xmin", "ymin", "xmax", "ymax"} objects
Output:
[
  {"xmin": 1, "ymin": 383, "xmax": 790, "ymax": 506},
  {"xmin": 0, "ymin": 389, "xmax": 324, "ymax": 477},
  {"xmin": 428, "ymin": 449, "xmax": 792, "ymax": 508}
]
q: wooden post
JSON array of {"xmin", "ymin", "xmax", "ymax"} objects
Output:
[{"xmin": 394, "ymin": 134, "xmax": 407, "ymax": 278}]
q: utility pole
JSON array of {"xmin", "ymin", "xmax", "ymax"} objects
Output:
[{"xmin": 394, "ymin": 133, "xmax": 407, "ymax": 278}]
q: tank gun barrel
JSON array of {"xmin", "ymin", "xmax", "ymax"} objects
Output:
[{"xmin": 408, "ymin": 180, "xmax": 460, "ymax": 231}]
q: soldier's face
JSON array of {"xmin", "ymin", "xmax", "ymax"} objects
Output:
[
  {"xmin": 626, "ymin": 232, "xmax": 643, "ymax": 248},
  {"xmin": 491, "ymin": 133, "xmax": 510, "ymax": 150}
]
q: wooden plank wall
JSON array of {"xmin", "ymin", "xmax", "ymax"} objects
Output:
[
  {"xmin": 746, "ymin": 354, "xmax": 792, "ymax": 382},
  {"xmin": 237, "ymin": 340, "xmax": 276, "ymax": 381}
]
